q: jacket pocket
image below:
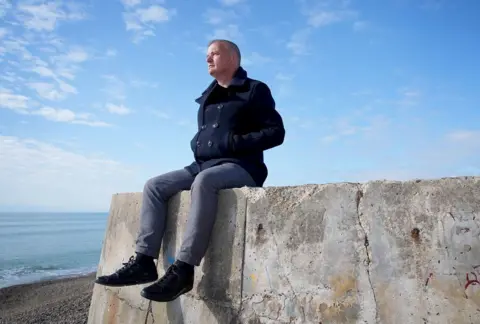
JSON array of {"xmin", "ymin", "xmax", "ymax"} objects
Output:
[{"xmin": 217, "ymin": 131, "xmax": 234, "ymax": 155}]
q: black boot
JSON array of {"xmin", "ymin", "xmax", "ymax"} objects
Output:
[
  {"xmin": 140, "ymin": 260, "xmax": 194, "ymax": 302},
  {"xmin": 95, "ymin": 255, "xmax": 158, "ymax": 287}
]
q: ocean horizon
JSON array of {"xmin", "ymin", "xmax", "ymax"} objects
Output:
[{"xmin": 0, "ymin": 212, "xmax": 109, "ymax": 288}]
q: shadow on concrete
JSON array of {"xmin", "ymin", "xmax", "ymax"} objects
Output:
[
  {"xmin": 196, "ymin": 190, "xmax": 241, "ymax": 324},
  {"xmin": 162, "ymin": 193, "xmax": 185, "ymax": 324}
]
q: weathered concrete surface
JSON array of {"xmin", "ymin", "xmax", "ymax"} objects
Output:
[
  {"xmin": 359, "ymin": 177, "xmax": 480, "ymax": 324},
  {"xmin": 88, "ymin": 176, "xmax": 480, "ymax": 324},
  {"xmin": 240, "ymin": 184, "xmax": 376, "ymax": 323},
  {"xmin": 87, "ymin": 193, "xmax": 153, "ymax": 324}
]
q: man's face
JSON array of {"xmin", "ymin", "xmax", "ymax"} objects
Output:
[{"xmin": 206, "ymin": 41, "xmax": 234, "ymax": 76}]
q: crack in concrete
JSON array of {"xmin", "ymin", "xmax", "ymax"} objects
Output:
[
  {"xmin": 145, "ymin": 303, "xmax": 155, "ymax": 324},
  {"xmin": 270, "ymin": 232, "xmax": 307, "ymax": 323},
  {"xmin": 104, "ymin": 287, "xmax": 148, "ymax": 312},
  {"xmin": 355, "ymin": 186, "xmax": 379, "ymax": 324},
  {"xmin": 233, "ymin": 196, "xmax": 249, "ymax": 324}
]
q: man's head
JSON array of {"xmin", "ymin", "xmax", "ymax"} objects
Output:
[{"xmin": 206, "ymin": 39, "xmax": 241, "ymax": 79}]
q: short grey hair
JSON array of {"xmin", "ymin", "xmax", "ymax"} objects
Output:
[{"xmin": 208, "ymin": 39, "xmax": 241, "ymax": 65}]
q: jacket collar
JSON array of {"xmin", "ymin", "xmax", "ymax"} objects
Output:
[{"xmin": 198, "ymin": 66, "xmax": 248, "ymax": 98}]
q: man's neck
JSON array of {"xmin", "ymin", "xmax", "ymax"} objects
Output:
[{"xmin": 214, "ymin": 69, "xmax": 236, "ymax": 88}]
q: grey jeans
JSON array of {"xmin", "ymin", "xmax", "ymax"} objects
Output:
[{"xmin": 135, "ymin": 162, "xmax": 256, "ymax": 266}]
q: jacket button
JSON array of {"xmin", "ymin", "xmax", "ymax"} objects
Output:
[
  {"xmin": 217, "ymin": 104, "xmax": 223, "ymax": 109},
  {"xmin": 208, "ymin": 140, "xmax": 212, "ymax": 147},
  {"xmin": 212, "ymin": 123, "xmax": 218, "ymax": 128},
  {"xmin": 201, "ymin": 125, "xmax": 206, "ymax": 130},
  {"xmin": 196, "ymin": 141, "xmax": 200, "ymax": 147}
]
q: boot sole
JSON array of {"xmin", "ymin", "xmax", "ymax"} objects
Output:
[
  {"xmin": 140, "ymin": 285, "xmax": 193, "ymax": 302},
  {"xmin": 94, "ymin": 277, "xmax": 158, "ymax": 287}
]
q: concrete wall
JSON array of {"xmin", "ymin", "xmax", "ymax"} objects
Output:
[{"xmin": 87, "ymin": 176, "xmax": 480, "ymax": 324}]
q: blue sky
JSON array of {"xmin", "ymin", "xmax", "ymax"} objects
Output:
[{"xmin": 0, "ymin": 0, "xmax": 479, "ymax": 212}]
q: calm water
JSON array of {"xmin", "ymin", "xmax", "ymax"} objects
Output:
[{"xmin": 0, "ymin": 212, "xmax": 108, "ymax": 288}]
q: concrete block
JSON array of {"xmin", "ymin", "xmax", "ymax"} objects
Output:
[
  {"xmin": 87, "ymin": 193, "xmax": 152, "ymax": 324},
  {"xmin": 359, "ymin": 177, "xmax": 480, "ymax": 324},
  {"xmin": 240, "ymin": 184, "xmax": 376, "ymax": 323},
  {"xmin": 88, "ymin": 176, "xmax": 480, "ymax": 324}
]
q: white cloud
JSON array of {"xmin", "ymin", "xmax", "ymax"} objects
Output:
[
  {"xmin": 287, "ymin": 28, "xmax": 311, "ymax": 56},
  {"xmin": 16, "ymin": 1, "xmax": 86, "ymax": 31},
  {"xmin": 320, "ymin": 114, "xmax": 391, "ymax": 145},
  {"xmin": 105, "ymin": 48, "xmax": 117, "ymax": 57},
  {"xmin": 130, "ymin": 79, "xmax": 158, "ymax": 88},
  {"xmin": 106, "ymin": 103, "xmax": 132, "ymax": 115},
  {"xmin": 0, "ymin": 27, "xmax": 7, "ymax": 39},
  {"xmin": 0, "ymin": 135, "xmax": 138, "ymax": 211},
  {"xmin": 122, "ymin": 4, "xmax": 176, "ymax": 42},
  {"xmin": 0, "ymin": 0, "xmax": 12, "ymax": 18},
  {"xmin": 446, "ymin": 130, "xmax": 480, "ymax": 143},
  {"xmin": 209, "ymin": 24, "xmax": 243, "ymax": 42},
  {"xmin": 353, "ymin": 20, "xmax": 368, "ymax": 32},
  {"xmin": 33, "ymin": 107, "xmax": 110, "ymax": 127},
  {"xmin": 0, "ymin": 89, "xmax": 30, "ymax": 112},
  {"xmin": 203, "ymin": 8, "xmax": 238, "ymax": 25},
  {"xmin": 27, "ymin": 79, "xmax": 77, "ymax": 101},
  {"xmin": 275, "ymin": 73, "xmax": 293, "ymax": 81},
  {"xmin": 64, "ymin": 47, "xmax": 89, "ymax": 62},
  {"xmin": 218, "ymin": 0, "xmax": 244, "ymax": 5},
  {"xmin": 307, "ymin": 10, "xmax": 355, "ymax": 27},
  {"xmin": 242, "ymin": 52, "xmax": 272, "ymax": 66},
  {"xmin": 102, "ymin": 75, "xmax": 127, "ymax": 101},
  {"xmin": 152, "ymin": 110, "xmax": 170, "ymax": 119},
  {"xmin": 1, "ymin": 88, "xmax": 108, "ymax": 126},
  {"xmin": 121, "ymin": 0, "xmax": 142, "ymax": 7}
]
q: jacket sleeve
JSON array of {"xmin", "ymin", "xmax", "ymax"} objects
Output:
[{"xmin": 231, "ymin": 82, "xmax": 285, "ymax": 153}]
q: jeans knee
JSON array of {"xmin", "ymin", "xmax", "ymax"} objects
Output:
[
  {"xmin": 143, "ymin": 177, "xmax": 169, "ymax": 201},
  {"xmin": 143, "ymin": 177, "xmax": 156, "ymax": 193},
  {"xmin": 191, "ymin": 171, "xmax": 217, "ymax": 192}
]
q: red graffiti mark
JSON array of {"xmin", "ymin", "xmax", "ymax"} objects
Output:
[
  {"xmin": 465, "ymin": 272, "xmax": 480, "ymax": 289},
  {"xmin": 425, "ymin": 273, "xmax": 433, "ymax": 287}
]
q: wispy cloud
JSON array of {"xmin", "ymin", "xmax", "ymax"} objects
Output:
[
  {"xmin": 0, "ymin": 135, "xmax": 136, "ymax": 211},
  {"xmin": 32, "ymin": 107, "xmax": 111, "ymax": 127},
  {"xmin": 320, "ymin": 113, "xmax": 391, "ymax": 144},
  {"xmin": 1, "ymin": 88, "xmax": 108, "ymax": 127},
  {"xmin": 105, "ymin": 103, "xmax": 132, "ymax": 115},
  {"xmin": 218, "ymin": 0, "xmax": 244, "ymax": 6},
  {"xmin": 0, "ymin": 88, "xmax": 30, "ymax": 113},
  {"xmin": 121, "ymin": 3, "xmax": 177, "ymax": 43},
  {"xmin": 208, "ymin": 24, "xmax": 243, "ymax": 42},
  {"xmin": 288, "ymin": 0, "xmax": 358, "ymax": 56},
  {"xmin": 203, "ymin": 8, "xmax": 238, "ymax": 25},
  {"xmin": 15, "ymin": 1, "xmax": 86, "ymax": 31},
  {"xmin": 242, "ymin": 52, "xmax": 272, "ymax": 66},
  {"xmin": 101, "ymin": 75, "xmax": 127, "ymax": 101},
  {"xmin": 286, "ymin": 28, "xmax": 311, "ymax": 56}
]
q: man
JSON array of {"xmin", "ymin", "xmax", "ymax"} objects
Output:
[{"xmin": 94, "ymin": 39, "xmax": 285, "ymax": 303}]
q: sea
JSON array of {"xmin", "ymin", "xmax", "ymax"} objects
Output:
[{"xmin": 0, "ymin": 212, "xmax": 109, "ymax": 289}]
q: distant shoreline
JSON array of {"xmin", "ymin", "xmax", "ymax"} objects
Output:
[{"xmin": 0, "ymin": 272, "xmax": 96, "ymax": 324}]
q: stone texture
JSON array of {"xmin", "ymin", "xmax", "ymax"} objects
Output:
[
  {"xmin": 87, "ymin": 193, "xmax": 153, "ymax": 324},
  {"xmin": 240, "ymin": 184, "xmax": 376, "ymax": 323},
  {"xmin": 359, "ymin": 177, "xmax": 480, "ymax": 324},
  {"xmin": 88, "ymin": 176, "xmax": 480, "ymax": 324}
]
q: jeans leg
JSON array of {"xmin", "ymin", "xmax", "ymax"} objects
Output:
[
  {"xmin": 177, "ymin": 163, "xmax": 256, "ymax": 266},
  {"xmin": 135, "ymin": 168, "xmax": 195, "ymax": 258}
]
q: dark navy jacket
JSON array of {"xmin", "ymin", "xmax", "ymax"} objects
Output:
[{"xmin": 184, "ymin": 67, "xmax": 285, "ymax": 186}]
